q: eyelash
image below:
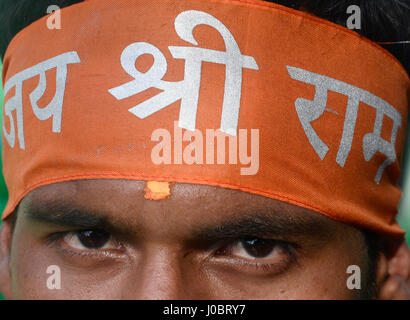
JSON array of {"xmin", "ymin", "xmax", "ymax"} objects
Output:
[
  {"xmin": 233, "ymin": 258, "xmax": 290, "ymax": 274},
  {"xmin": 213, "ymin": 239, "xmax": 298, "ymax": 273},
  {"xmin": 46, "ymin": 231, "xmax": 124, "ymax": 260}
]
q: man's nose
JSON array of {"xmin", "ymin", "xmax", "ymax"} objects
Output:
[{"xmin": 130, "ymin": 245, "xmax": 187, "ymax": 299}]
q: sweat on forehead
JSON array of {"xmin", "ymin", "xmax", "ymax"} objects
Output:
[{"xmin": 1, "ymin": 0, "xmax": 409, "ymax": 238}]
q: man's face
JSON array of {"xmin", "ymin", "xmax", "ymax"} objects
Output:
[{"xmin": 8, "ymin": 179, "xmax": 371, "ymax": 299}]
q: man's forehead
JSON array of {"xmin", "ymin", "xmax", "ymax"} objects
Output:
[
  {"xmin": 19, "ymin": 180, "xmax": 339, "ymax": 235},
  {"xmin": 22, "ymin": 179, "xmax": 315, "ymax": 212}
]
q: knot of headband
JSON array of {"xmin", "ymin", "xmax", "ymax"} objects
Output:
[{"xmin": 2, "ymin": 0, "xmax": 409, "ymax": 237}]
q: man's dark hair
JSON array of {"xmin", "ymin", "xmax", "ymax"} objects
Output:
[{"xmin": 0, "ymin": 0, "xmax": 407, "ymax": 300}]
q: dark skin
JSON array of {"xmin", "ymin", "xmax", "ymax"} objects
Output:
[{"xmin": 0, "ymin": 179, "xmax": 409, "ymax": 299}]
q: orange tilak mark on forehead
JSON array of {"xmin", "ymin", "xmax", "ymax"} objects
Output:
[{"xmin": 144, "ymin": 181, "xmax": 172, "ymax": 200}]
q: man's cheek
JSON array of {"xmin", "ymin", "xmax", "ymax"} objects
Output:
[
  {"xmin": 11, "ymin": 246, "xmax": 125, "ymax": 299},
  {"xmin": 11, "ymin": 244, "xmax": 60, "ymax": 299},
  {"xmin": 9, "ymin": 232, "xmax": 101, "ymax": 299},
  {"xmin": 187, "ymin": 255, "xmax": 353, "ymax": 299}
]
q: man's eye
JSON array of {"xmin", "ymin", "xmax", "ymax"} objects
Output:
[
  {"xmin": 62, "ymin": 230, "xmax": 115, "ymax": 250},
  {"xmin": 228, "ymin": 237, "xmax": 291, "ymax": 261}
]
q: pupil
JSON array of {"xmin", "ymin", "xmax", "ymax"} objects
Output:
[
  {"xmin": 78, "ymin": 230, "xmax": 110, "ymax": 249},
  {"xmin": 242, "ymin": 238, "xmax": 274, "ymax": 258}
]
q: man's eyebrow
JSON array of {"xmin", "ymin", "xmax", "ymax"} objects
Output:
[
  {"xmin": 192, "ymin": 211, "xmax": 334, "ymax": 242},
  {"xmin": 23, "ymin": 198, "xmax": 335, "ymax": 243},
  {"xmin": 24, "ymin": 200, "xmax": 110, "ymax": 229}
]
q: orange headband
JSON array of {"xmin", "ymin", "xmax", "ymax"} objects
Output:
[{"xmin": 2, "ymin": 0, "xmax": 409, "ymax": 237}]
